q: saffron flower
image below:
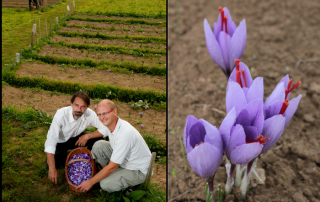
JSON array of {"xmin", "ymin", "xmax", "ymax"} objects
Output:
[
  {"xmin": 139, "ymin": 112, "xmax": 143, "ymax": 117},
  {"xmin": 131, "ymin": 104, "xmax": 134, "ymax": 107},
  {"xmin": 204, "ymin": 7, "xmax": 247, "ymax": 77},
  {"xmin": 141, "ymin": 124, "xmax": 144, "ymax": 128},
  {"xmin": 183, "ymin": 115, "xmax": 223, "ymax": 179},
  {"xmin": 107, "ymin": 69, "xmax": 111, "ymax": 72}
]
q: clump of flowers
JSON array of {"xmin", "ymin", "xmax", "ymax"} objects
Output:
[
  {"xmin": 67, "ymin": 153, "xmax": 92, "ymax": 186},
  {"xmin": 131, "ymin": 100, "xmax": 149, "ymax": 110}
]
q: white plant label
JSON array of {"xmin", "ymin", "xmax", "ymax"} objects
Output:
[
  {"xmin": 67, "ymin": 5, "xmax": 70, "ymax": 11},
  {"xmin": 16, "ymin": 53, "xmax": 20, "ymax": 63}
]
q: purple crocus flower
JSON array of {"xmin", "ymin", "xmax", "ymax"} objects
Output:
[
  {"xmin": 183, "ymin": 115, "xmax": 223, "ymax": 180},
  {"xmin": 139, "ymin": 112, "xmax": 143, "ymax": 115},
  {"xmin": 95, "ymin": 105, "xmax": 97, "ymax": 109},
  {"xmin": 141, "ymin": 124, "xmax": 144, "ymax": 128},
  {"xmin": 145, "ymin": 106, "xmax": 148, "ymax": 109},
  {"xmin": 204, "ymin": 7, "xmax": 246, "ymax": 77},
  {"xmin": 107, "ymin": 69, "xmax": 111, "ymax": 72},
  {"xmin": 131, "ymin": 104, "xmax": 134, "ymax": 107}
]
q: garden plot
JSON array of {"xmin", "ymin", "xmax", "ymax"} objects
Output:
[
  {"xmin": 16, "ymin": 62, "xmax": 166, "ymax": 92},
  {"xmin": 59, "ymin": 26, "xmax": 165, "ymax": 37},
  {"xmin": 38, "ymin": 45, "xmax": 166, "ymax": 66},
  {"xmin": 67, "ymin": 20, "xmax": 166, "ymax": 33},
  {"xmin": 51, "ymin": 35, "xmax": 167, "ymax": 50},
  {"xmin": 72, "ymin": 14, "xmax": 166, "ymax": 24},
  {"xmin": 2, "ymin": 85, "xmax": 166, "ymax": 144}
]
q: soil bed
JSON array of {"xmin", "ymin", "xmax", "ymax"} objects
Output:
[
  {"xmin": 151, "ymin": 163, "xmax": 167, "ymax": 191},
  {"xmin": 2, "ymin": 85, "xmax": 166, "ymax": 144},
  {"xmin": 38, "ymin": 45, "xmax": 166, "ymax": 66},
  {"xmin": 15, "ymin": 62, "xmax": 166, "ymax": 92},
  {"xmin": 51, "ymin": 35, "xmax": 166, "ymax": 50},
  {"xmin": 59, "ymin": 27, "xmax": 165, "ymax": 37},
  {"xmin": 73, "ymin": 14, "xmax": 166, "ymax": 24},
  {"xmin": 168, "ymin": 0, "xmax": 320, "ymax": 201},
  {"xmin": 67, "ymin": 20, "xmax": 166, "ymax": 33}
]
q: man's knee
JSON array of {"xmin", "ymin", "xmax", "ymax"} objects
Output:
[{"xmin": 100, "ymin": 178, "xmax": 122, "ymax": 193}]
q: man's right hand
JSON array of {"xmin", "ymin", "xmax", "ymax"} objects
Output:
[{"xmin": 48, "ymin": 168, "xmax": 58, "ymax": 184}]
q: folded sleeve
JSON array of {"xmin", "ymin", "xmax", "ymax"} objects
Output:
[
  {"xmin": 89, "ymin": 111, "xmax": 110, "ymax": 138},
  {"xmin": 44, "ymin": 114, "xmax": 61, "ymax": 154}
]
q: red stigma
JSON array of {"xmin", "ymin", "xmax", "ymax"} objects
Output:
[
  {"xmin": 224, "ymin": 16, "xmax": 228, "ymax": 34},
  {"xmin": 235, "ymin": 59, "xmax": 243, "ymax": 87},
  {"xmin": 195, "ymin": 141, "xmax": 203, "ymax": 147},
  {"xmin": 241, "ymin": 70, "xmax": 247, "ymax": 88},
  {"xmin": 279, "ymin": 99, "xmax": 289, "ymax": 115},
  {"xmin": 246, "ymin": 135, "xmax": 270, "ymax": 144},
  {"xmin": 219, "ymin": 7, "xmax": 224, "ymax": 31},
  {"xmin": 285, "ymin": 79, "xmax": 301, "ymax": 99}
]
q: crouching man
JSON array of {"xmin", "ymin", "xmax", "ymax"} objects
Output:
[
  {"xmin": 45, "ymin": 92, "xmax": 110, "ymax": 184},
  {"xmin": 76, "ymin": 99, "xmax": 152, "ymax": 192}
]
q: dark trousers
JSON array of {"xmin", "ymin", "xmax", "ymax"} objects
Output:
[{"xmin": 46, "ymin": 132, "xmax": 104, "ymax": 169}]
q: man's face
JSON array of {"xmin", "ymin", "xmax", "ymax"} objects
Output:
[
  {"xmin": 71, "ymin": 97, "xmax": 88, "ymax": 120},
  {"xmin": 97, "ymin": 104, "xmax": 117, "ymax": 127}
]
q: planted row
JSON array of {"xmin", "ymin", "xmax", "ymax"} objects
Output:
[
  {"xmin": 3, "ymin": 70, "xmax": 166, "ymax": 103},
  {"xmin": 74, "ymin": 11, "xmax": 166, "ymax": 19},
  {"xmin": 69, "ymin": 16, "xmax": 166, "ymax": 27}
]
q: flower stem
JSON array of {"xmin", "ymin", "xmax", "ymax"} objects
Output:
[
  {"xmin": 225, "ymin": 159, "xmax": 236, "ymax": 196},
  {"xmin": 207, "ymin": 178, "xmax": 214, "ymax": 202},
  {"xmin": 234, "ymin": 164, "xmax": 242, "ymax": 187},
  {"xmin": 240, "ymin": 159, "xmax": 255, "ymax": 200}
]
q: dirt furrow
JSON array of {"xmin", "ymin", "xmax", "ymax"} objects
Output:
[{"xmin": 73, "ymin": 14, "xmax": 166, "ymax": 24}]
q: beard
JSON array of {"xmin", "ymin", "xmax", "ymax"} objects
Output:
[{"xmin": 73, "ymin": 111, "xmax": 83, "ymax": 120}]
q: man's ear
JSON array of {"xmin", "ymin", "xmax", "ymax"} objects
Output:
[{"xmin": 114, "ymin": 108, "xmax": 117, "ymax": 116}]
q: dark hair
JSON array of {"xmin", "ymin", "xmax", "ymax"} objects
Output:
[{"xmin": 71, "ymin": 91, "xmax": 90, "ymax": 106}]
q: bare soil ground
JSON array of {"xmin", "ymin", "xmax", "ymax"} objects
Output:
[
  {"xmin": 51, "ymin": 35, "xmax": 166, "ymax": 49},
  {"xmin": 67, "ymin": 20, "xmax": 166, "ymax": 33},
  {"xmin": 59, "ymin": 27, "xmax": 165, "ymax": 37},
  {"xmin": 73, "ymin": 14, "xmax": 166, "ymax": 24},
  {"xmin": 2, "ymin": 85, "xmax": 166, "ymax": 144},
  {"xmin": 15, "ymin": 62, "xmax": 166, "ymax": 92},
  {"xmin": 168, "ymin": 0, "xmax": 320, "ymax": 201},
  {"xmin": 38, "ymin": 45, "xmax": 166, "ymax": 66}
]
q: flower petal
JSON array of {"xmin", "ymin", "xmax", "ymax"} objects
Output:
[
  {"xmin": 223, "ymin": 7, "xmax": 237, "ymax": 37},
  {"xmin": 204, "ymin": 19, "xmax": 226, "ymax": 72},
  {"xmin": 218, "ymin": 32, "xmax": 231, "ymax": 73},
  {"xmin": 243, "ymin": 126, "xmax": 259, "ymax": 141},
  {"xmin": 226, "ymin": 81, "xmax": 247, "ymax": 115},
  {"xmin": 201, "ymin": 119, "xmax": 223, "ymax": 153},
  {"xmin": 229, "ymin": 20, "xmax": 247, "ymax": 72},
  {"xmin": 240, "ymin": 99, "xmax": 264, "ymax": 134},
  {"xmin": 265, "ymin": 82, "xmax": 285, "ymax": 106},
  {"xmin": 284, "ymin": 94, "xmax": 302, "ymax": 127},
  {"xmin": 227, "ymin": 124, "xmax": 246, "ymax": 158},
  {"xmin": 187, "ymin": 142, "xmax": 222, "ymax": 179},
  {"xmin": 219, "ymin": 107, "xmax": 237, "ymax": 151},
  {"xmin": 230, "ymin": 142, "xmax": 263, "ymax": 164},
  {"xmin": 261, "ymin": 115, "xmax": 286, "ymax": 153},
  {"xmin": 228, "ymin": 62, "xmax": 253, "ymax": 88},
  {"xmin": 263, "ymin": 100, "xmax": 282, "ymax": 120},
  {"xmin": 184, "ymin": 115, "xmax": 198, "ymax": 153},
  {"xmin": 246, "ymin": 77, "xmax": 264, "ymax": 103},
  {"xmin": 189, "ymin": 121, "xmax": 206, "ymax": 148},
  {"xmin": 235, "ymin": 109, "xmax": 250, "ymax": 126}
]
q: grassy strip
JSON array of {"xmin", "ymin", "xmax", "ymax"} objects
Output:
[
  {"xmin": 57, "ymin": 30, "xmax": 166, "ymax": 43},
  {"xmin": 2, "ymin": 107, "xmax": 165, "ymax": 201},
  {"xmin": 67, "ymin": 24, "xmax": 166, "ymax": 34},
  {"xmin": 3, "ymin": 70, "xmax": 166, "ymax": 103},
  {"xmin": 74, "ymin": 11, "xmax": 166, "ymax": 19},
  {"xmin": 49, "ymin": 40, "xmax": 166, "ymax": 56},
  {"xmin": 21, "ymin": 51, "xmax": 166, "ymax": 76},
  {"xmin": 69, "ymin": 16, "xmax": 166, "ymax": 27}
]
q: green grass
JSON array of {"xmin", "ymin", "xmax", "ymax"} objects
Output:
[{"xmin": 2, "ymin": 106, "xmax": 166, "ymax": 202}]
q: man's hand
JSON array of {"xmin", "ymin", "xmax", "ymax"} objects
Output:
[
  {"xmin": 76, "ymin": 180, "xmax": 94, "ymax": 192},
  {"xmin": 76, "ymin": 134, "xmax": 89, "ymax": 147},
  {"xmin": 48, "ymin": 168, "xmax": 58, "ymax": 184}
]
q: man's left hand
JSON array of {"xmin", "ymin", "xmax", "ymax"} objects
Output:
[
  {"xmin": 75, "ymin": 134, "xmax": 89, "ymax": 147},
  {"xmin": 76, "ymin": 180, "xmax": 94, "ymax": 192}
]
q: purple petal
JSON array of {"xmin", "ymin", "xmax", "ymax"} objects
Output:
[
  {"xmin": 189, "ymin": 122, "xmax": 206, "ymax": 148},
  {"xmin": 201, "ymin": 119, "xmax": 223, "ymax": 153},
  {"xmin": 219, "ymin": 107, "xmax": 237, "ymax": 151},
  {"xmin": 265, "ymin": 82, "xmax": 285, "ymax": 106},
  {"xmin": 227, "ymin": 124, "xmax": 246, "ymax": 158},
  {"xmin": 187, "ymin": 143, "xmax": 222, "ymax": 179},
  {"xmin": 235, "ymin": 109, "xmax": 251, "ymax": 126},
  {"xmin": 284, "ymin": 94, "xmax": 302, "ymax": 127},
  {"xmin": 246, "ymin": 77, "xmax": 264, "ymax": 103},
  {"xmin": 226, "ymin": 81, "xmax": 247, "ymax": 115},
  {"xmin": 218, "ymin": 31, "xmax": 231, "ymax": 73},
  {"xmin": 183, "ymin": 115, "xmax": 198, "ymax": 153},
  {"xmin": 229, "ymin": 62, "xmax": 253, "ymax": 88},
  {"xmin": 243, "ymin": 126, "xmax": 259, "ymax": 141},
  {"xmin": 204, "ymin": 19, "xmax": 225, "ymax": 72},
  {"xmin": 228, "ymin": 19, "xmax": 247, "ymax": 71},
  {"xmin": 230, "ymin": 142, "xmax": 263, "ymax": 164},
  {"xmin": 222, "ymin": 7, "xmax": 237, "ymax": 37},
  {"xmin": 261, "ymin": 115, "xmax": 286, "ymax": 153},
  {"xmin": 239, "ymin": 99, "xmax": 264, "ymax": 134},
  {"xmin": 263, "ymin": 100, "xmax": 282, "ymax": 120}
]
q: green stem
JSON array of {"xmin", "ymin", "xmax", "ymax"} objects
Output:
[{"xmin": 179, "ymin": 137, "xmax": 187, "ymax": 172}]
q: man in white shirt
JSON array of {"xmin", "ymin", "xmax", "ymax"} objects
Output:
[
  {"xmin": 45, "ymin": 92, "xmax": 110, "ymax": 184},
  {"xmin": 76, "ymin": 99, "xmax": 152, "ymax": 192}
]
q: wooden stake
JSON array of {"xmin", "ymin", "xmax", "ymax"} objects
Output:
[
  {"xmin": 46, "ymin": 18, "xmax": 47, "ymax": 39},
  {"xmin": 20, "ymin": 49, "xmax": 22, "ymax": 64},
  {"xmin": 31, "ymin": 31, "xmax": 33, "ymax": 54}
]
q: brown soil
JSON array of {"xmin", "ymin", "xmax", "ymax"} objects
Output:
[
  {"xmin": 15, "ymin": 62, "xmax": 166, "ymax": 92},
  {"xmin": 151, "ymin": 162, "xmax": 167, "ymax": 191},
  {"xmin": 2, "ymin": 85, "xmax": 166, "ymax": 144},
  {"xmin": 67, "ymin": 20, "xmax": 166, "ymax": 33},
  {"xmin": 51, "ymin": 35, "xmax": 166, "ymax": 50},
  {"xmin": 168, "ymin": 0, "xmax": 320, "ymax": 201},
  {"xmin": 38, "ymin": 45, "xmax": 166, "ymax": 66},
  {"xmin": 59, "ymin": 27, "xmax": 165, "ymax": 37},
  {"xmin": 73, "ymin": 14, "xmax": 166, "ymax": 24}
]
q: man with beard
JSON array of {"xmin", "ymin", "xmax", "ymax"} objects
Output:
[
  {"xmin": 45, "ymin": 92, "xmax": 110, "ymax": 184},
  {"xmin": 76, "ymin": 99, "xmax": 152, "ymax": 192}
]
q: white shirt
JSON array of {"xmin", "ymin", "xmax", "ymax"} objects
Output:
[
  {"xmin": 44, "ymin": 106, "xmax": 110, "ymax": 154},
  {"xmin": 109, "ymin": 117, "xmax": 152, "ymax": 175}
]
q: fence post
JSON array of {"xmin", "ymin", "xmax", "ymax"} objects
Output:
[{"xmin": 31, "ymin": 31, "xmax": 33, "ymax": 54}]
